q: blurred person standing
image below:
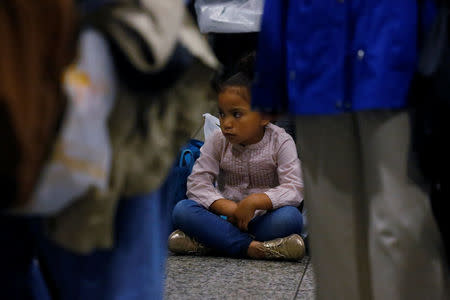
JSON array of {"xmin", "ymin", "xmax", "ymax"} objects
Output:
[
  {"xmin": 0, "ymin": 1, "xmax": 78, "ymax": 298},
  {"xmin": 0, "ymin": 0, "xmax": 217, "ymax": 299},
  {"xmin": 252, "ymin": 1, "xmax": 449, "ymax": 300}
]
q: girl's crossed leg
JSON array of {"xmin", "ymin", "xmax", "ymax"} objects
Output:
[{"xmin": 171, "ymin": 199, "xmax": 304, "ymax": 260}]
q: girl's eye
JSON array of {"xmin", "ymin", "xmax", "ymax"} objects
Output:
[
  {"xmin": 218, "ymin": 112, "xmax": 225, "ymax": 118},
  {"xmin": 233, "ymin": 112, "xmax": 242, "ymax": 118}
]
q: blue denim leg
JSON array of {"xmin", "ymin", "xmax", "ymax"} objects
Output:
[
  {"xmin": 36, "ymin": 189, "xmax": 168, "ymax": 300},
  {"xmin": 172, "ymin": 199, "xmax": 253, "ymax": 256},
  {"xmin": 248, "ymin": 206, "xmax": 303, "ymax": 242}
]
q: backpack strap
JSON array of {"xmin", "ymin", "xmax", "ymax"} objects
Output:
[{"xmin": 179, "ymin": 149, "xmax": 194, "ymax": 168}]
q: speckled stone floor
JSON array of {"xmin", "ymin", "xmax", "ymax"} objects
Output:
[{"xmin": 164, "ymin": 254, "xmax": 315, "ymax": 300}]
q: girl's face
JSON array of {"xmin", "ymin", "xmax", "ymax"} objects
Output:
[{"xmin": 218, "ymin": 87, "xmax": 269, "ymax": 146}]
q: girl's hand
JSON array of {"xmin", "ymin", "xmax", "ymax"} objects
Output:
[
  {"xmin": 227, "ymin": 215, "xmax": 238, "ymax": 226},
  {"xmin": 233, "ymin": 197, "xmax": 257, "ymax": 231},
  {"xmin": 210, "ymin": 198, "xmax": 238, "ymax": 218},
  {"xmin": 233, "ymin": 193, "xmax": 273, "ymax": 231}
]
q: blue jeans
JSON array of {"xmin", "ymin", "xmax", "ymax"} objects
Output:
[
  {"xmin": 1, "ymin": 190, "xmax": 168, "ymax": 300},
  {"xmin": 172, "ymin": 199, "xmax": 303, "ymax": 256}
]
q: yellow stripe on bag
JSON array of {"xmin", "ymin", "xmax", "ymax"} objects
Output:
[{"xmin": 51, "ymin": 142, "xmax": 107, "ymax": 180}]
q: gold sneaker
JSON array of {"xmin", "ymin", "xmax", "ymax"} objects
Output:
[
  {"xmin": 168, "ymin": 230, "xmax": 211, "ymax": 255},
  {"xmin": 258, "ymin": 234, "xmax": 305, "ymax": 261}
]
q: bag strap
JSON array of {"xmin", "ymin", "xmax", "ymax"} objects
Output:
[{"xmin": 179, "ymin": 149, "xmax": 194, "ymax": 168}]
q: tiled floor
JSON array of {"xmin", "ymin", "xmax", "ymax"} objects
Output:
[{"xmin": 164, "ymin": 254, "xmax": 315, "ymax": 299}]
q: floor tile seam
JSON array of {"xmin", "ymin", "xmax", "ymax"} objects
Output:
[{"xmin": 292, "ymin": 256, "xmax": 310, "ymax": 300}]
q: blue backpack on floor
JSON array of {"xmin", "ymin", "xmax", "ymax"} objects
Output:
[{"xmin": 162, "ymin": 139, "xmax": 204, "ymax": 230}]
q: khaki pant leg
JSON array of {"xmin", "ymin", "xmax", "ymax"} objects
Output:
[
  {"xmin": 357, "ymin": 110, "xmax": 448, "ymax": 300},
  {"xmin": 296, "ymin": 114, "xmax": 371, "ymax": 300}
]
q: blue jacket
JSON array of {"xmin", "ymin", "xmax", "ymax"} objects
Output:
[{"xmin": 252, "ymin": 0, "xmax": 434, "ymax": 115}]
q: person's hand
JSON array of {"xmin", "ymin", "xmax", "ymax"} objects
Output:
[
  {"xmin": 233, "ymin": 196, "xmax": 257, "ymax": 231},
  {"xmin": 210, "ymin": 198, "xmax": 238, "ymax": 218},
  {"xmin": 227, "ymin": 215, "xmax": 238, "ymax": 226},
  {"xmin": 233, "ymin": 193, "xmax": 273, "ymax": 231}
]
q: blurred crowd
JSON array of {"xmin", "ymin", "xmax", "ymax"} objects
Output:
[{"xmin": 0, "ymin": 1, "xmax": 449, "ymax": 300}]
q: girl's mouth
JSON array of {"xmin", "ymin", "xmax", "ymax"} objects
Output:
[{"xmin": 223, "ymin": 133, "xmax": 235, "ymax": 137}]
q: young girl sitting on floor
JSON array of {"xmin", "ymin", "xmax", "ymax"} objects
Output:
[{"xmin": 169, "ymin": 54, "xmax": 305, "ymax": 261}]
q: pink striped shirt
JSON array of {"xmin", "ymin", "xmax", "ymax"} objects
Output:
[{"xmin": 187, "ymin": 123, "xmax": 304, "ymax": 216}]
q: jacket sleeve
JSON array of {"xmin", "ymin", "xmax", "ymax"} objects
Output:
[
  {"xmin": 264, "ymin": 137, "xmax": 304, "ymax": 209},
  {"xmin": 251, "ymin": 0, "xmax": 289, "ymax": 113},
  {"xmin": 186, "ymin": 131, "xmax": 224, "ymax": 208}
]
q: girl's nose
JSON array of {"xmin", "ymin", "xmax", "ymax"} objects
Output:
[{"xmin": 222, "ymin": 117, "xmax": 232, "ymax": 129}]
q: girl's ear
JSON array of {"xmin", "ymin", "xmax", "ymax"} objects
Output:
[{"xmin": 260, "ymin": 116, "xmax": 271, "ymax": 127}]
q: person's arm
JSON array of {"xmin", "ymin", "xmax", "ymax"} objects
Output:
[
  {"xmin": 186, "ymin": 131, "xmax": 225, "ymax": 209},
  {"xmin": 251, "ymin": 0, "xmax": 289, "ymax": 114},
  {"xmin": 264, "ymin": 137, "xmax": 304, "ymax": 209}
]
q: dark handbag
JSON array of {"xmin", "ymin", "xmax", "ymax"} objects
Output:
[{"xmin": 411, "ymin": 0, "xmax": 450, "ymax": 265}]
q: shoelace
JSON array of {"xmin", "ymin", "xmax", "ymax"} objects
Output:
[
  {"xmin": 260, "ymin": 238, "xmax": 287, "ymax": 259},
  {"xmin": 186, "ymin": 237, "xmax": 211, "ymax": 255}
]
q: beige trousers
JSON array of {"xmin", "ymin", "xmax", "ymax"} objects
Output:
[{"xmin": 296, "ymin": 110, "xmax": 448, "ymax": 300}]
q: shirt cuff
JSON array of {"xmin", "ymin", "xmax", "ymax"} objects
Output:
[
  {"xmin": 264, "ymin": 189, "xmax": 302, "ymax": 210},
  {"xmin": 264, "ymin": 190, "xmax": 285, "ymax": 210},
  {"xmin": 191, "ymin": 192, "xmax": 224, "ymax": 209}
]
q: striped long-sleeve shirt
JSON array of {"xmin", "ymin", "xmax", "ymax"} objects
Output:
[{"xmin": 187, "ymin": 123, "xmax": 304, "ymax": 217}]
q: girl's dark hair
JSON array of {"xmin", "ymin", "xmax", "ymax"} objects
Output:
[{"xmin": 213, "ymin": 51, "xmax": 256, "ymax": 98}]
